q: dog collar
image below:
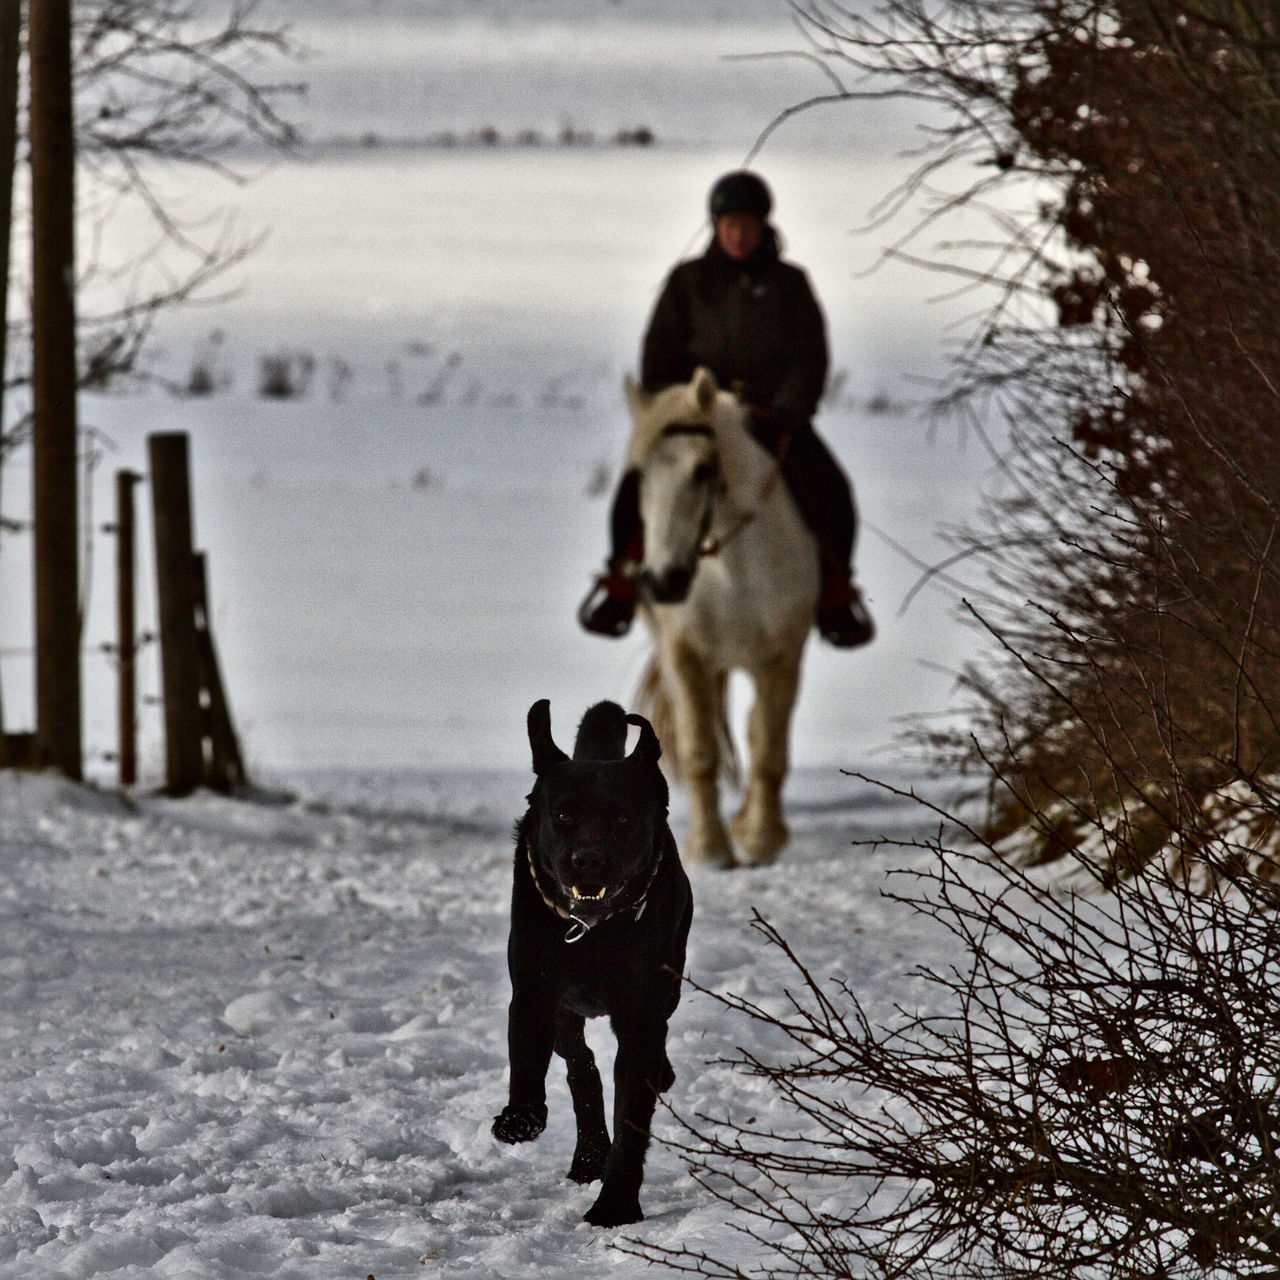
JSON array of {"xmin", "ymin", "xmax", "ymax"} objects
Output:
[{"xmin": 526, "ymin": 840, "xmax": 663, "ymax": 945}]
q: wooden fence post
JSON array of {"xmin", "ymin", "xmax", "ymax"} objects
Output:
[
  {"xmin": 148, "ymin": 433, "xmax": 202, "ymax": 794},
  {"xmin": 193, "ymin": 551, "xmax": 245, "ymax": 791},
  {"xmin": 115, "ymin": 470, "xmax": 140, "ymax": 787}
]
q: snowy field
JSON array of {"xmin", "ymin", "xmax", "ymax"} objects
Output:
[
  {"xmin": 2, "ymin": 0, "xmax": 1001, "ymax": 778},
  {"xmin": 0, "ymin": 763, "xmax": 967, "ymax": 1278},
  {"xmin": 0, "ymin": 2, "xmax": 1011, "ymax": 1275}
]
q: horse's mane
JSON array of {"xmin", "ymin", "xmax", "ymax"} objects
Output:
[{"xmin": 624, "ymin": 367, "xmax": 746, "ymax": 471}]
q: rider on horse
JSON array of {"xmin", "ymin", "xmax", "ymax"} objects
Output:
[{"xmin": 579, "ymin": 170, "xmax": 874, "ymax": 649}]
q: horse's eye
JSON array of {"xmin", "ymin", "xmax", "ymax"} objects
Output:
[{"xmin": 692, "ymin": 463, "xmax": 715, "ymax": 485}]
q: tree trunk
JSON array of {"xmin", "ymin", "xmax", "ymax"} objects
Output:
[
  {"xmin": 0, "ymin": 1, "xmax": 21, "ymax": 737},
  {"xmin": 29, "ymin": 0, "xmax": 82, "ymax": 779}
]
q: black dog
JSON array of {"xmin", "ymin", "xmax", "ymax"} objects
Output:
[{"xmin": 492, "ymin": 699, "xmax": 693, "ymax": 1226}]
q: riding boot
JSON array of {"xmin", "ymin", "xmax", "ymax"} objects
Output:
[
  {"xmin": 580, "ymin": 474, "xmax": 644, "ymax": 638},
  {"xmin": 578, "ymin": 559, "xmax": 638, "ymax": 637},
  {"xmin": 817, "ymin": 552, "xmax": 875, "ymax": 648},
  {"xmin": 759, "ymin": 420, "xmax": 872, "ymax": 648}
]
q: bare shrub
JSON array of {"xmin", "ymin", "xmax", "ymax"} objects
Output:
[
  {"xmin": 763, "ymin": 0, "xmax": 1280, "ymax": 864},
  {"xmin": 931, "ymin": 0, "xmax": 1280, "ymax": 862},
  {"xmin": 325, "ymin": 357, "xmax": 354, "ymax": 403},
  {"xmin": 636, "ymin": 816, "xmax": 1280, "ymax": 1280},
  {"xmin": 184, "ymin": 330, "xmax": 227, "ymax": 397},
  {"xmin": 256, "ymin": 350, "xmax": 314, "ymax": 400},
  {"xmin": 185, "ymin": 363, "xmax": 215, "ymax": 397},
  {"xmin": 22, "ymin": 1, "xmax": 300, "ymax": 392}
]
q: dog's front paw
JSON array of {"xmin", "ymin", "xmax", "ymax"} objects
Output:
[
  {"xmin": 583, "ymin": 1191, "xmax": 643, "ymax": 1227},
  {"xmin": 566, "ymin": 1133, "xmax": 610, "ymax": 1184},
  {"xmin": 492, "ymin": 1104, "xmax": 547, "ymax": 1144}
]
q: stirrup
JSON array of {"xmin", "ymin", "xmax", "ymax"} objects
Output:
[
  {"xmin": 818, "ymin": 582, "xmax": 875, "ymax": 648},
  {"xmin": 578, "ymin": 570, "xmax": 636, "ymax": 637}
]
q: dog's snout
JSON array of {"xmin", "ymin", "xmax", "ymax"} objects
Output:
[{"xmin": 570, "ymin": 847, "xmax": 605, "ymax": 878}]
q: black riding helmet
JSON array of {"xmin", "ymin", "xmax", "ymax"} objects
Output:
[{"xmin": 708, "ymin": 170, "xmax": 772, "ymax": 220}]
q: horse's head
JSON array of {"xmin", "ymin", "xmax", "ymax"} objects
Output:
[{"xmin": 625, "ymin": 368, "xmax": 725, "ymax": 605}]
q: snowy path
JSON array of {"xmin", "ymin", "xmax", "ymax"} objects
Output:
[{"xmin": 0, "ymin": 767, "xmax": 949, "ymax": 1279}]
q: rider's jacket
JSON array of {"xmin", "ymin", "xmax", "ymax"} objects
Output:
[{"xmin": 640, "ymin": 229, "xmax": 829, "ymax": 434}]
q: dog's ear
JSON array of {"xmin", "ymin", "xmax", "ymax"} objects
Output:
[
  {"xmin": 625, "ymin": 713, "xmax": 662, "ymax": 766},
  {"xmin": 528, "ymin": 699, "xmax": 568, "ymax": 774}
]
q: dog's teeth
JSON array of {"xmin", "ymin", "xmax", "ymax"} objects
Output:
[{"xmin": 570, "ymin": 886, "xmax": 607, "ymax": 901}]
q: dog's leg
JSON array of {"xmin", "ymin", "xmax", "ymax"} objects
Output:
[
  {"xmin": 665, "ymin": 639, "xmax": 733, "ymax": 867},
  {"xmin": 555, "ymin": 1008, "xmax": 610, "ymax": 1184},
  {"xmin": 492, "ymin": 980, "xmax": 555, "ymax": 1145},
  {"xmin": 583, "ymin": 1009, "xmax": 671, "ymax": 1227},
  {"xmin": 732, "ymin": 650, "xmax": 801, "ymax": 865}
]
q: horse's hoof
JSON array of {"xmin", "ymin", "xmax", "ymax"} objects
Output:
[
  {"xmin": 732, "ymin": 814, "xmax": 787, "ymax": 866},
  {"xmin": 682, "ymin": 830, "xmax": 736, "ymax": 868}
]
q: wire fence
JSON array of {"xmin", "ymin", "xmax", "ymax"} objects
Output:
[{"xmin": 0, "ymin": 447, "xmax": 165, "ymax": 777}]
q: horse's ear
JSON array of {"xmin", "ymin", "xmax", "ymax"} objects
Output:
[
  {"xmin": 624, "ymin": 374, "xmax": 650, "ymax": 418},
  {"xmin": 625, "ymin": 713, "xmax": 662, "ymax": 766},
  {"xmin": 528, "ymin": 699, "xmax": 568, "ymax": 774},
  {"xmin": 691, "ymin": 367, "xmax": 719, "ymax": 415}
]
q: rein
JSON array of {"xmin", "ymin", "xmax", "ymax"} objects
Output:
[{"xmin": 700, "ymin": 431, "xmax": 791, "ymax": 559}]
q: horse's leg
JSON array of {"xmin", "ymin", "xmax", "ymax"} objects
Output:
[
  {"xmin": 732, "ymin": 648, "xmax": 803, "ymax": 866},
  {"xmin": 666, "ymin": 639, "xmax": 734, "ymax": 867}
]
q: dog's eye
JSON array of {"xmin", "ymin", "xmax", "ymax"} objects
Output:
[
  {"xmin": 616, "ymin": 814, "xmax": 630, "ymax": 826},
  {"xmin": 553, "ymin": 811, "xmax": 573, "ymax": 827}
]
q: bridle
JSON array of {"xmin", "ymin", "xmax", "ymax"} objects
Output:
[
  {"xmin": 700, "ymin": 431, "xmax": 790, "ymax": 558},
  {"xmin": 654, "ymin": 420, "xmax": 791, "ymax": 561}
]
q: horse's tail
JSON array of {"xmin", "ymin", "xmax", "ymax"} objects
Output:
[{"xmin": 634, "ymin": 657, "xmax": 740, "ymax": 787}]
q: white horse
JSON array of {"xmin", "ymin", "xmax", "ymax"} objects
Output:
[{"xmin": 626, "ymin": 367, "xmax": 820, "ymax": 867}]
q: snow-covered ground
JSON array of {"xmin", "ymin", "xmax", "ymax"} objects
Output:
[{"xmin": 0, "ymin": 763, "xmax": 960, "ymax": 1278}]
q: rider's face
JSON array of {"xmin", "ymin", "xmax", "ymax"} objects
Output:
[{"xmin": 715, "ymin": 213, "xmax": 765, "ymax": 262}]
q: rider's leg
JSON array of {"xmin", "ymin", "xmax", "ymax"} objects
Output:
[
  {"xmin": 767, "ymin": 423, "xmax": 875, "ymax": 649},
  {"xmin": 578, "ymin": 470, "xmax": 643, "ymax": 637}
]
